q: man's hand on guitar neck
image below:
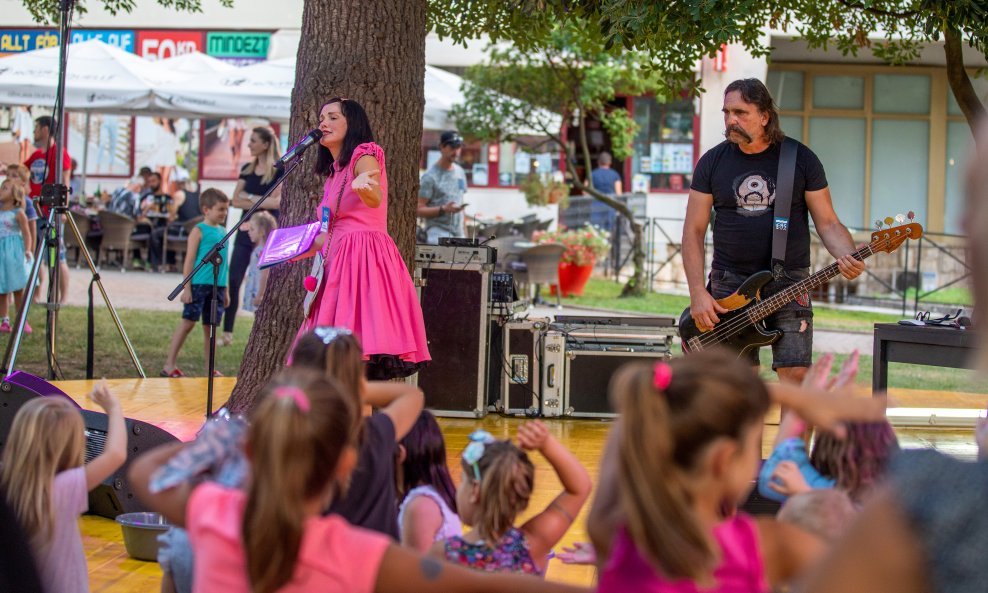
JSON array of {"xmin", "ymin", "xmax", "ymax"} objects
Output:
[
  {"xmin": 836, "ymin": 249, "xmax": 867, "ymax": 280},
  {"xmin": 690, "ymin": 290, "xmax": 728, "ymax": 332}
]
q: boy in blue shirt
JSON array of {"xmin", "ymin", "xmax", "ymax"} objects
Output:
[{"xmin": 162, "ymin": 189, "xmax": 230, "ymax": 378}]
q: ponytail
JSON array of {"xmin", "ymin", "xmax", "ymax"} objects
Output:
[
  {"xmin": 613, "ymin": 366, "xmax": 715, "ymax": 580},
  {"xmin": 242, "ymin": 373, "xmax": 358, "ymax": 593},
  {"xmin": 610, "ymin": 350, "xmax": 770, "ymax": 581}
]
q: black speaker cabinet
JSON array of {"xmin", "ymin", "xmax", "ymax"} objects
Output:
[
  {"xmin": 416, "ymin": 263, "xmax": 490, "ymax": 417},
  {"xmin": 0, "ymin": 372, "xmax": 180, "ymax": 518},
  {"xmin": 563, "ymin": 346, "xmax": 672, "ymax": 418}
]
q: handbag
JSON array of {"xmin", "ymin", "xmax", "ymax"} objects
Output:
[{"xmin": 303, "ymin": 170, "xmax": 347, "ymax": 317}]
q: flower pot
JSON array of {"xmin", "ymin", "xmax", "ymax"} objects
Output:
[
  {"xmin": 553, "ymin": 261, "xmax": 594, "ymax": 297},
  {"xmin": 547, "ymin": 187, "xmax": 568, "ymax": 204}
]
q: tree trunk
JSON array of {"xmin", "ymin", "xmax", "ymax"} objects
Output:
[
  {"xmin": 944, "ymin": 25, "xmax": 986, "ymax": 135},
  {"xmin": 226, "ymin": 0, "xmax": 426, "ymax": 413}
]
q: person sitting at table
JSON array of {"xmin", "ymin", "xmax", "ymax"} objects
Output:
[{"xmin": 139, "ymin": 172, "xmax": 184, "ymax": 271}]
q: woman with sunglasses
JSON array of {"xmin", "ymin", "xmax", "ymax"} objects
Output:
[{"xmin": 295, "ymin": 98, "xmax": 431, "ymax": 380}]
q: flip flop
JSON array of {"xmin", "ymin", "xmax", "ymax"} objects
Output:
[{"xmin": 160, "ymin": 368, "xmax": 185, "ymax": 378}]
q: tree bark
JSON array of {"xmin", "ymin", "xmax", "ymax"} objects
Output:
[
  {"xmin": 226, "ymin": 0, "xmax": 426, "ymax": 413},
  {"xmin": 944, "ymin": 25, "xmax": 986, "ymax": 135}
]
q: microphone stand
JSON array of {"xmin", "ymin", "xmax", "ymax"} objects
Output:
[{"xmin": 168, "ymin": 154, "xmax": 306, "ymax": 418}]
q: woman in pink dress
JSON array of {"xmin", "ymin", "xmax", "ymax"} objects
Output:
[{"xmin": 296, "ymin": 97, "xmax": 430, "ymax": 379}]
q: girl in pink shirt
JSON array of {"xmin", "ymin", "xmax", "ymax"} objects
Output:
[
  {"xmin": 0, "ymin": 383, "xmax": 127, "ymax": 593},
  {"xmin": 131, "ymin": 372, "xmax": 588, "ymax": 593},
  {"xmin": 589, "ymin": 351, "xmax": 825, "ymax": 593}
]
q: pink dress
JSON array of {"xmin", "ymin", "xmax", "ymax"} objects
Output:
[
  {"xmin": 597, "ymin": 515, "xmax": 769, "ymax": 593},
  {"xmin": 296, "ymin": 142, "xmax": 430, "ymax": 379}
]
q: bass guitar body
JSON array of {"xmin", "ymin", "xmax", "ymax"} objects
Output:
[{"xmin": 678, "ymin": 271, "xmax": 781, "ymax": 356}]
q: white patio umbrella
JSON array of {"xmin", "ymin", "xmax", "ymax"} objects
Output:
[{"xmin": 0, "ymin": 39, "xmax": 156, "ymax": 111}]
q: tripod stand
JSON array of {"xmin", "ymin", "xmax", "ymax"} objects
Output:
[{"xmin": 1, "ymin": 0, "xmax": 143, "ymax": 379}]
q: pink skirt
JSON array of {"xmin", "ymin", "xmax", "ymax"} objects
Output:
[{"xmin": 296, "ymin": 229, "xmax": 430, "ymax": 378}]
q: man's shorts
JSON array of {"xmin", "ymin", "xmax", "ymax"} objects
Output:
[
  {"xmin": 36, "ymin": 218, "xmax": 67, "ymax": 263},
  {"xmin": 708, "ymin": 268, "xmax": 813, "ymax": 370},
  {"xmin": 182, "ymin": 285, "xmax": 227, "ymax": 325}
]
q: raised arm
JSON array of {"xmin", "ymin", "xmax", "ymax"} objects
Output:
[
  {"xmin": 362, "ymin": 379, "xmax": 425, "ymax": 441},
  {"xmin": 517, "ymin": 421, "xmax": 591, "ymax": 567},
  {"xmin": 683, "ymin": 189, "xmax": 726, "ymax": 331},
  {"xmin": 84, "ymin": 382, "xmax": 127, "ymax": 490},
  {"xmin": 128, "ymin": 442, "xmax": 192, "ymax": 527}
]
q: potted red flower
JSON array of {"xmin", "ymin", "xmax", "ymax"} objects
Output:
[{"xmin": 533, "ymin": 224, "xmax": 611, "ymax": 296}]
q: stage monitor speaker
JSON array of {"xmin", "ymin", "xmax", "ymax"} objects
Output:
[
  {"xmin": 0, "ymin": 372, "xmax": 180, "ymax": 519},
  {"xmin": 416, "ymin": 263, "xmax": 490, "ymax": 417},
  {"xmin": 563, "ymin": 347, "xmax": 672, "ymax": 418},
  {"xmin": 498, "ymin": 320, "xmax": 548, "ymax": 415}
]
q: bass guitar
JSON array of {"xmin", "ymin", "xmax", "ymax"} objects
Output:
[{"xmin": 679, "ymin": 217, "xmax": 923, "ymax": 356}]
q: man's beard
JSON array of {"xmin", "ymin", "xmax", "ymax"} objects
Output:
[{"xmin": 725, "ymin": 125, "xmax": 753, "ymax": 144}]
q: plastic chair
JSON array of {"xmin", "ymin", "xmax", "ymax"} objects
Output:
[
  {"xmin": 96, "ymin": 210, "xmax": 143, "ymax": 271},
  {"xmin": 164, "ymin": 216, "xmax": 205, "ymax": 270},
  {"xmin": 487, "ymin": 236, "xmax": 526, "ymax": 274},
  {"xmin": 519, "ymin": 243, "xmax": 566, "ymax": 307}
]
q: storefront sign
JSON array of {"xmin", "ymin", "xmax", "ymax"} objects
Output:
[
  {"xmin": 0, "ymin": 29, "xmax": 59, "ymax": 54},
  {"xmin": 70, "ymin": 29, "xmax": 135, "ymax": 52},
  {"xmin": 206, "ymin": 32, "xmax": 270, "ymax": 59},
  {"xmin": 136, "ymin": 30, "xmax": 204, "ymax": 60}
]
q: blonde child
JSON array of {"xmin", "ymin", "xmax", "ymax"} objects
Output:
[
  {"xmin": 0, "ymin": 382, "xmax": 127, "ymax": 593},
  {"xmin": 588, "ymin": 350, "xmax": 825, "ymax": 592},
  {"xmin": 162, "ymin": 189, "xmax": 230, "ymax": 378},
  {"xmin": 130, "ymin": 372, "xmax": 588, "ymax": 593},
  {"xmin": 398, "ymin": 410, "xmax": 462, "ymax": 552},
  {"xmin": 0, "ymin": 179, "xmax": 33, "ymax": 333},
  {"xmin": 242, "ymin": 210, "xmax": 277, "ymax": 313},
  {"xmin": 291, "ymin": 327, "xmax": 424, "ymax": 538},
  {"xmin": 435, "ymin": 421, "xmax": 591, "ymax": 576},
  {"xmin": 5, "ymin": 164, "xmax": 36, "ymax": 249}
]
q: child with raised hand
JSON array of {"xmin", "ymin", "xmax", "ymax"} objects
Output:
[
  {"xmin": 588, "ymin": 350, "xmax": 826, "ymax": 592},
  {"xmin": 130, "ymin": 372, "xmax": 589, "ymax": 593},
  {"xmin": 290, "ymin": 326, "xmax": 424, "ymax": 538},
  {"xmin": 438, "ymin": 420, "xmax": 591, "ymax": 575},
  {"xmin": 398, "ymin": 410, "xmax": 462, "ymax": 552},
  {"xmin": 759, "ymin": 351, "xmax": 899, "ymax": 504},
  {"xmin": 0, "ymin": 178, "xmax": 32, "ymax": 333},
  {"xmin": 0, "ymin": 381, "xmax": 127, "ymax": 593},
  {"xmin": 242, "ymin": 211, "xmax": 277, "ymax": 313}
]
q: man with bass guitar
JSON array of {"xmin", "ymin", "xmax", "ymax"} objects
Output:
[{"xmin": 682, "ymin": 78, "xmax": 865, "ymax": 383}]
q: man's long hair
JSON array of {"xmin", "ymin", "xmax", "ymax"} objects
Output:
[{"xmin": 725, "ymin": 79, "xmax": 785, "ymax": 144}]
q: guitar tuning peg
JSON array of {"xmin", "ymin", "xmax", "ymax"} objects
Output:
[
  {"xmin": 884, "ymin": 216, "xmax": 895, "ymax": 226},
  {"xmin": 875, "ymin": 219, "xmax": 884, "ymax": 229},
  {"xmin": 895, "ymin": 214, "xmax": 906, "ymax": 224},
  {"xmin": 907, "ymin": 211, "xmax": 915, "ymax": 221}
]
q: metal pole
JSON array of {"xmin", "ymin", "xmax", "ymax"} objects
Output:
[{"xmin": 80, "ymin": 111, "xmax": 90, "ymax": 202}]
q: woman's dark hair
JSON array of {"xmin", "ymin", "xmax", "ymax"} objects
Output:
[
  {"xmin": 314, "ymin": 98, "xmax": 375, "ymax": 177},
  {"xmin": 724, "ymin": 78, "xmax": 785, "ymax": 144},
  {"xmin": 399, "ymin": 411, "xmax": 457, "ymax": 513}
]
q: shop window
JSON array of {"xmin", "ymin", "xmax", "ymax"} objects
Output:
[
  {"xmin": 767, "ymin": 71, "xmax": 805, "ymax": 111},
  {"xmin": 631, "ymin": 96, "xmax": 695, "ymax": 192},
  {"xmin": 66, "ymin": 113, "xmax": 132, "ymax": 177},
  {"xmin": 870, "ymin": 119, "xmax": 929, "ymax": 225},
  {"xmin": 874, "ymin": 74, "xmax": 930, "ymax": 115},
  {"xmin": 944, "ymin": 121, "xmax": 972, "ymax": 235},
  {"xmin": 497, "ymin": 137, "xmax": 561, "ymax": 187},
  {"xmin": 948, "ymin": 77, "xmax": 988, "ymax": 116},
  {"xmin": 200, "ymin": 117, "xmax": 272, "ymax": 180},
  {"xmin": 808, "ymin": 117, "xmax": 866, "ymax": 228},
  {"xmin": 780, "ymin": 116, "xmax": 804, "ymax": 142},
  {"xmin": 813, "ymin": 76, "xmax": 864, "ymax": 110}
]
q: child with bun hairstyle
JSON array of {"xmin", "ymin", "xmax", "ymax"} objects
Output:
[
  {"xmin": 437, "ymin": 421, "xmax": 591, "ymax": 575},
  {"xmin": 130, "ymin": 372, "xmax": 590, "ymax": 593}
]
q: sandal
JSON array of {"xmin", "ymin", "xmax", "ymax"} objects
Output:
[
  {"xmin": 219, "ymin": 333, "xmax": 234, "ymax": 347},
  {"xmin": 212, "ymin": 370, "xmax": 224, "ymax": 377},
  {"xmin": 160, "ymin": 368, "xmax": 185, "ymax": 378}
]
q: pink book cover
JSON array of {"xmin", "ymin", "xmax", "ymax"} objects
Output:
[{"xmin": 258, "ymin": 221, "xmax": 321, "ymax": 270}]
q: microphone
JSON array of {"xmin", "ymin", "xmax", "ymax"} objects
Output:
[{"xmin": 275, "ymin": 129, "xmax": 322, "ymax": 168}]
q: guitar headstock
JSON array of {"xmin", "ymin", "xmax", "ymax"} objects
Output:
[{"xmin": 871, "ymin": 212, "xmax": 923, "ymax": 254}]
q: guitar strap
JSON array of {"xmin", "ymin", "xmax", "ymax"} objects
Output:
[{"xmin": 771, "ymin": 137, "xmax": 798, "ymax": 279}]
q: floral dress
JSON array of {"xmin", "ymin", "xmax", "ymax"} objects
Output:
[{"xmin": 443, "ymin": 528, "xmax": 543, "ymax": 576}]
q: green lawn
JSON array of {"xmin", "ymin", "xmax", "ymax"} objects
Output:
[
  {"xmin": 6, "ymin": 306, "xmax": 254, "ymax": 380},
  {"xmin": 564, "ymin": 278, "xmax": 900, "ymax": 332}
]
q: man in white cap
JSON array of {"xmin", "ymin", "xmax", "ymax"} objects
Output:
[{"xmin": 418, "ymin": 131, "xmax": 468, "ymax": 244}]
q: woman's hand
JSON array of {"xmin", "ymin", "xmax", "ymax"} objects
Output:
[{"xmin": 352, "ymin": 169, "xmax": 381, "ymax": 204}]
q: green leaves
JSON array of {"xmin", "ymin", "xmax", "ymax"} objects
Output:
[{"xmin": 22, "ymin": 0, "xmax": 225, "ymax": 23}]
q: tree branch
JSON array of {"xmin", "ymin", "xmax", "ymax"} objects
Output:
[
  {"xmin": 834, "ymin": 0, "xmax": 919, "ymax": 19},
  {"xmin": 943, "ymin": 24, "xmax": 986, "ymax": 134}
]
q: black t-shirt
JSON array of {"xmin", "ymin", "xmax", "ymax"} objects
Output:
[
  {"xmin": 326, "ymin": 412, "xmax": 399, "ymax": 539},
  {"xmin": 236, "ymin": 163, "xmax": 284, "ymax": 246},
  {"xmin": 691, "ymin": 139, "xmax": 828, "ymax": 276}
]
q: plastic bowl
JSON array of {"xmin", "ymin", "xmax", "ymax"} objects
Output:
[{"xmin": 115, "ymin": 512, "xmax": 171, "ymax": 562}]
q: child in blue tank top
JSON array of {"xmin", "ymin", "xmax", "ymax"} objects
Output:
[{"xmin": 162, "ymin": 189, "xmax": 230, "ymax": 378}]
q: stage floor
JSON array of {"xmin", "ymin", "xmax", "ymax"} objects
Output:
[{"xmin": 53, "ymin": 377, "xmax": 984, "ymax": 591}]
